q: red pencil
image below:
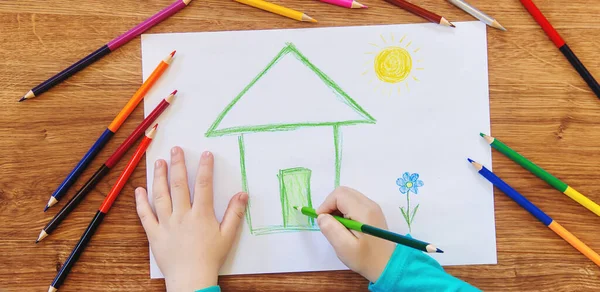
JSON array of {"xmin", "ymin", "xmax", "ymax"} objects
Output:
[
  {"xmin": 384, "ymin": 0, "xmax": 455, "ymax": 27},
  {"xmin": 47, "ymin": 125, "xmax": 158, "ymax": 292},
  {"xmin": 520, "ymin": 0, "xmax": 600, "ymax": 99}
]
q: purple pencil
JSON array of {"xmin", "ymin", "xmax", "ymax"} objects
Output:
[{"xmin": 19, "ymin": 0, "xmax": 192, "ymax": 102}]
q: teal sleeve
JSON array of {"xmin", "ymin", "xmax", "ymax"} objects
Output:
[
  {"xmin": 369, "ymin": 245, "xmax": 480, "ymax": 292},
  {"xmin": 195, "ymin": 286, "xmax": 220, "ymax": 292}
]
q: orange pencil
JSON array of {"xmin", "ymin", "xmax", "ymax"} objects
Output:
[{"xmin": 44, "ymin": 51, "xmax": 175, "ymax": 211}]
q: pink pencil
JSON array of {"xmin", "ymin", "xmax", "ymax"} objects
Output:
[
  {"xmin": 108, "ymin": 0, "xmax": 193, "ymax": 50},
  {"xmin": 319, "ymin": 0, "xmax": 367, "ymax": 9},
  {"xmin": 19, "ymin": 0, "xmax": 193, "ymax": 102}
]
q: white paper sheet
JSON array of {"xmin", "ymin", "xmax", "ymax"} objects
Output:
[{"xmin": 141, "ymin": 21, "xmax": 496, "ymax": 278}]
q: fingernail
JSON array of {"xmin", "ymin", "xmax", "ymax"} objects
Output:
[
  {"xmin": 202, "ymin": 151, "xmax": 212, "ymax": 158},
  {"xmin": 134, "ymin": 187, "xmax": 143, "ymax": 199},
  {"xmin": 171, "ymin": 146, "xmax": 180, "ymax": 155},
  {"xmin": 238, "ymin": 192, "xmax": 248, "ymax": 203},
  {"xmin": 155, "ymin": 160, "xmax": 163, "ymax": 168},
  {"xmin": 317, "ymin": 214, "xmax": 327, "ymax": 224}
]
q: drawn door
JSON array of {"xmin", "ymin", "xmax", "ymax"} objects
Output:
[{"xmin": 278, "ymin": 167, "xmax": 315, "ymax": 229}]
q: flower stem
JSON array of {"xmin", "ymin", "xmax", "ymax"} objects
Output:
[{"xmin": 406, "ymin": 190, "xmax": 411, "ymax": 232}]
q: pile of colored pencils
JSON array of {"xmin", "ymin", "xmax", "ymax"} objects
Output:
[{"xmin": 470, "ymin": 134, "xmax": 600, "ymax": 267}]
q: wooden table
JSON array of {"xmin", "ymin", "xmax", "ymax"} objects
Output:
[{"xmin": 1, "ymin": 0, "xmax": 600, "ymax": 291}]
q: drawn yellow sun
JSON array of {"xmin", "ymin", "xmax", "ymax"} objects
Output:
[
  {"xmin": 374, "ymin": 47, "xmax": 412, "ymax": 83},
  {"xmin": 363, "ymin": 34, "xmax": 423, "ymax": 96}
]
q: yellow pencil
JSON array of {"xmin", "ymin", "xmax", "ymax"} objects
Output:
[{"xmin": 235, "ymin": 0, "xmax": 318, "ymax": 23}]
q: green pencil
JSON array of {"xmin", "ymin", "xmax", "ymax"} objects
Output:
[
  {"xmin": 481, "ymin": 133, "xmax": 600, "ymax": 217},
  {"xmin": 293, "ymin": 206, "xmax": 443, "ymax": 253}
]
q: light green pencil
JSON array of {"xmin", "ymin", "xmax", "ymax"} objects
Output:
[
  {"xmin": 481, "ymin": 133, "xmax": 600, "ymax": 217},
  {"xmin": 294, "ymin": 206, "xmax": 443, "ymax": 253}
]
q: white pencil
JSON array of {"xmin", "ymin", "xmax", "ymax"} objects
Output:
[{"xmin": 447, "ymin": 0, "xmax": 506, "ymax": 31}]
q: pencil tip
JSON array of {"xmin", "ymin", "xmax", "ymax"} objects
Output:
[
  {"xmin": 479, "ymin": 133, "xmax": 485, "ymax": 137},
  {"xmin": 436, "ymin": 248, "xmax": 444, "ymax": 253},
  {"xmin": 170, "ymin": 50, "xmax": 176, "ymax": 57},
  {"xmin": 43, "ymin": 205, "xmax": 49, "ymax": 212},
  {"xmin": 450, "ymin": 23, "xmax": 456, "ymax": 28},
  {"xmin": 467, "ymin": 158, "xmax": 474, "ymax": 163},
  {"xmin": 171, "ymin": 89, "xmax": 178, "ymax": 95},
  {"xmin": 293, "ymin": 206, "xmax": 299, "ymax": 210},
  {"xmin": 18, "ymin": 96, "xmax": 26, "ymax": 102},
  {"xmin": 361, "ymin": 5, "xmax": 368, "ymax": 8},
  {"xmin": 35, "ymin": 240, "xmax": 39, "ymax": 244},
  {"xmin": 311, "ymin": 19, "xmax": 318, "ymax": 23}
]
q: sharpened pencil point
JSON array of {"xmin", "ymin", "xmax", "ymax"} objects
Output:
[
  {"xmin": 293, "ymin": 206, "xmax": 299, "ymax": 210},
  {"xmin": 479, "ymin": 133, "xmax": 485, "ymax": 137},
  {"xmin": 43, "ymin": 205, "xmax": 49, "ymax": 212},
  {"xmin": 170, "ymin": 50, "xmax": 176, "ymax": 57},
  {"xmin": 467, "ymin": 158, "xmax": 474, "ymax": 163},
  {"xmin": 436, "ymin": 248, "xmax": 444, "ymax": 253},
  {"xmin": 37, "ymin": 230, "xmax": 49, "ymax": 243},
  {"xmin": 18, "ymin": 96, "xmax": 26, "ymax": 102},
  {"xmin": 171, "ymin": 90, "xmax": 178, "ymax": 95},
  {"xmin": 450, "ymin": 23, "xmax": 456, "ymax": 28}
]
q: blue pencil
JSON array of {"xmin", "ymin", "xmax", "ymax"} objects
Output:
[
  {"xmin": 468, "ymin": 158, "xmax": 600, "ymax": 267},
  {"xmin": 45, "ymin": 130, "xmax": 112, "ymax": 211}
]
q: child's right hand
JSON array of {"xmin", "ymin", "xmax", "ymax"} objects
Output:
[{"xmin": 316, "ymin": 186, "xmax": 396, "ymax": 283}]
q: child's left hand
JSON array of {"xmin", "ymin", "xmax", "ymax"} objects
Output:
[{"xmin": 135, "ymin": 147, "xmax": 248, "ymax": 291}]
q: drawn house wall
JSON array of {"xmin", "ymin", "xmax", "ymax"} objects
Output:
[{"xmin": 205, "ymin": 43, "xmax": 376, "ymax": 235}]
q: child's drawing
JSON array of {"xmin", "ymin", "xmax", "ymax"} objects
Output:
[
  {"xmin": 363, "ymin": 34, "xmax": 424, "ymax": 96},
  {"xmin": 205, "ymin": 42, "xmax": 376, "ymax": 235},
  {"xmin": 397, "ymin": 172, "xmax": 424, "ymax": 233}
]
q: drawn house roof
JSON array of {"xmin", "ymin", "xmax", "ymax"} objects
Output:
[{"xmin": 205, "ymin": 43, "xmax": 376, "ymax": 138}]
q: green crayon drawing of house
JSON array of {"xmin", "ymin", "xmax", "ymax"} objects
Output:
[{"xmin": 205, "ymin": 43, "xmax": 376, "ymax": 235}]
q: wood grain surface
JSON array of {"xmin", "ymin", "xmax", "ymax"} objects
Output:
[{"xmin": 1, "ymin": 0, "xmax": 600, "ymax": 291}]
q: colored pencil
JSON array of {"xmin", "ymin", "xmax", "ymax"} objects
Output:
[
  {"xmin": 481, "ymin": 133, "xmax": 600, "ymax": 217},
  {"xmin": 384, "ymin": 0, "xmax": 455, "ymax": 27},
  {"xmin": 36, "ymin": 92, "xmax": 176, "ymax": 243},
  {"xmin": 319, "ymin": 0, "xmax": 367, "ymax": 9},
  {"xmin": 18, "ymin": 0, "xmax": 191, "ymax": 102},
  {"xmin": 48, "ymin": 126, "xmax": 157, "ymax": 292},
  {"xmin": 294, "ymin": 206, "xmax": 442, "ymax": 253},
  {"xmin": 519, "ymin": 0, "xmax": 600, "ymax": 99},
  {"xmin": 468, "ymin": 159, "xmax": 600, "ymax": 267},
  {"xmin": 43, "ymin": 51, "xmax": 174, "ymax": 211},
  {"xmin": 235, "ymin": 0, "xmax": 317, "ymax": 23},
  {"xmin": 448, "ymin": 0, "xmax": 505, "ymax": 31}
]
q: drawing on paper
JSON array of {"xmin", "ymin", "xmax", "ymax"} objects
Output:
[
  {"xmin": 205, "ymin": 42, "xmax": 376, "ymax": 235},
  {"xmin": 363, "ymin": 34, "xmax": 424, "ymax": 96},
  {"xmin": 397, "ymin": 172, "xmax": 424, "ymax": 233}
]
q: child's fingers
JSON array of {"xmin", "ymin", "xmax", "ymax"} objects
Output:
[
  {"xmin": 135, "ymin": 187, "xmax": 158, "ymax": 237},
  {"xmin": 317, "ymin": 214, "xmax": 358, "ymax": 255},
  {"xmin": 153, "ymin": 159, "xmax": 172, "ymax": 222},
  {"xmin": 192, "ymin": 151, "xmax": 215, "ymax": 218},
  {"xmin": 220, "ymin": 192, "xmax": 248, "ymax": 241},
  {"xmin": 169, "ymin": 147, "xmax": 191, "ymax": 214},
  {"xmin": 316, "ymin": 186, "xmax": 359, "ymax": 216}
]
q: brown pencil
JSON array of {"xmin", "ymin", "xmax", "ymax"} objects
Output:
[{"xmin": 384, "ymin": 0, "xmax": 455, "ymax": 27}]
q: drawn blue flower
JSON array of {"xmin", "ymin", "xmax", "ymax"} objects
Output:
[{"xmin": 396, "ymin": 172, "xmax": 424, "ymax": 194}]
